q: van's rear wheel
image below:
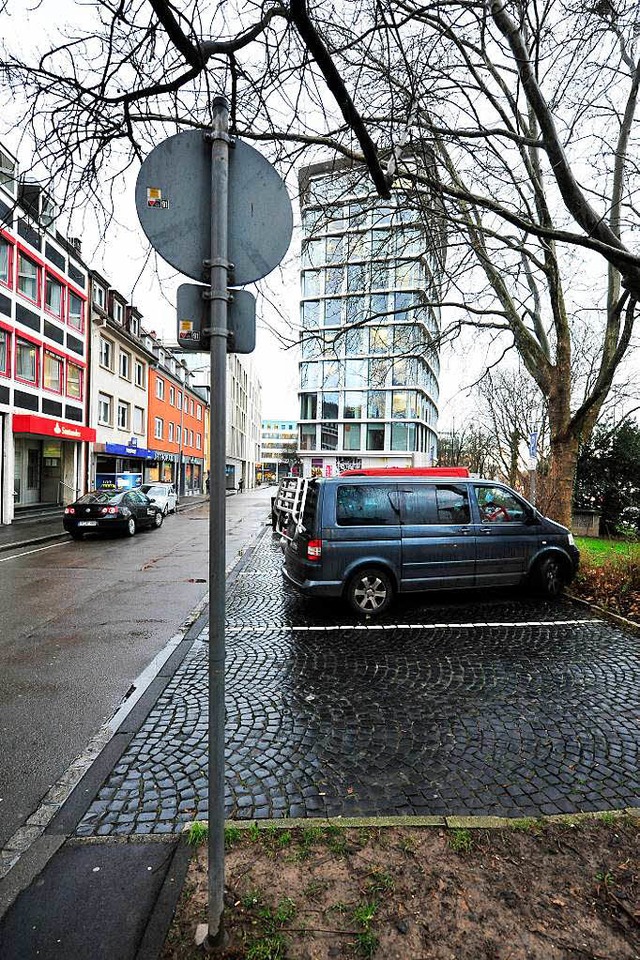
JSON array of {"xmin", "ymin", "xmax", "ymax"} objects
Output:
[
  {"xmin": 535, "ymin": 555, "xmax": 565, "ymax": 598},
  {"xmin": 347, "ymin": 567, "xmax": 393, "ymax": 616}
]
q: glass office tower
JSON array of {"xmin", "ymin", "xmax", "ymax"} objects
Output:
[{"xmin": 297, "ymin": 158, "xmax": 443, "ymax": 477}]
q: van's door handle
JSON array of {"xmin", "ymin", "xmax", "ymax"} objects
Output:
[
  {"xmin": 459, "ymin": 526, "xmax": 472, "ymax": 535},
  {"xmin": 479, "ymin": 527, "xmax": 493, "ymax": 535}
]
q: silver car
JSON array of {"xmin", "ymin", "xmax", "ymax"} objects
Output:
[{"xmin": 140, "ymin": 482, "xmax": 178, "ymax": 516}]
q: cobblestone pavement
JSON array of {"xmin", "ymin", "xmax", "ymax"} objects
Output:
[{"xmin": 77, "ymin": 530, "xmax": 640, "ymax": 836}]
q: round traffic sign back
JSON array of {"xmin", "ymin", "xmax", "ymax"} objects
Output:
[{"xmin": 135, "ymin": 131, "xmax": 293, "ymax": 284}]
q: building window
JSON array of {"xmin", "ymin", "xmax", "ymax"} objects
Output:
[
  {"xmin": 367, "ymin": 391, "xmax": 386, "ymax": 419},
  {"xmin": 0, "ymin": 327, "xmax": 9, "ymax": 376},
  {"xmin": 134, "ymin": 360, "xmax": 145, "ymax": 388},
  {"xmin": 45, "ymin": 274, "xmax": 64, "ymax": 318},
  {"xmin": 99, "ymin": 337, "xmax": 114, "ymax": 370},
  {"xmin": 0, "ymin": 147, "xmax": 16, "ymax": 192},
  {"xmin": 321, "ymin": 392, "xmax": 339, "ymax": 418},
  {"xmin": 113, "ymin": 299, "xmax": 124, "ymax": 325},
  {"xmin": 196, "ymin": 434, "xmax": 201, "ymax": 450},
  {"xmin": 300, "ymin": 424, "xmax": 316, "ymax": 450},
  {"xmin": 117, "ymin": 400, "xmax": 130, "ymax": 430},
  {"xmin": 196, "ymin": 404, "xmax": 202, "ymax": 421},
  {"xmin": 0, "ymin": 236, "xmax": 12, "ymax": 287},
  {"xmin": 66, "ymin": 362, "xmax": 83, "ymax": 399},
  {"xmin": 343, "ymin": 423, "xmax": 361, "ymax": 450},
  {"xmin": 190, "ymin": 399, "xmax": 194, "ymax": 415},
  {"xmin": 154, "ymin": 417, "xmax": 163, "ymax": 439},
  {"xmin": 17, "ymin": 253, "xmax": 39, "ymax": 303},
  {"xmin": 300, "ymin": 393, "xmax": 317, "ymax": 419},
  {"xmin": 133, "ymin": 406, "xmax": 144, "ymax": 434},
  {"xmin": 344, "ymin": 391, "xmax": 364, "ymax": 419},
  {"xmin": 43, "ymin": 351, "xmax": 63, "ymax": 393},
  {"xmin": 367, "ymin": 424, "xmax": 385, "ymax": 450},
  {"xmin": 168, "ymin": 423, "xmax": 174, "ymax": 442},
  {"xmin": 176, "ymin": 425, "xmax": 181, "ymax": 445},
  {"xmin": 321, "ymin": 423, "xmax": 338, "ymax": 450},
  {"xmin": 169, "ymin": 385, "xmax": 175, "ymax": 406},
  {"xmin": 16, "ymin": 337, "xmax": 38, "ymax": 384},
  {"xmin": 98, "ymin": 392, "xmax": 113, "ymax": 425},
  {"xmin": 93, "ymin": 283, "xmax": 106, "ymax": 309},
  {"xmin": 119, "ymin": 350, "xmax": 131, "ymax": 380},
  {"xmin": 176, "ymin": 391, "xmax": 182, "ymax": 411},
  {"xmin": 68, "ymin": 292, "xmax": 84, "ymax": 331},
  {"xmin": 156, "ymin": 377, "xmax": 165, "ymax": 400}
]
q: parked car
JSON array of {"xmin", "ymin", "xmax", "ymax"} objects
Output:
[
  {"xmin": 279, "ymin": 473, "xmax": 580, "ymax": 615},
  {"xmin": 140, "ymin": 482, "xmax": 178, "ymax": 515},
  {"xmin": 63, "ymin": 490, "xmax": 164, "ymax": 539}
]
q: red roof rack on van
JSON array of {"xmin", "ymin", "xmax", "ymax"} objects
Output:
[{"xmin": 339, "ymin": 467, "xmax": 470, "ymax": 477}]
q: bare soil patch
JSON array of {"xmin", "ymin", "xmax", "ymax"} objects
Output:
[{"xmin": 161, "ymin": 815, "xmax": 639, "ymax": 960}]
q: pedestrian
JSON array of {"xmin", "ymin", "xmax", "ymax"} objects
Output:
[
  {"xmin": 238, "ymin": 476, "xmax": 244, "ymax": 494},
  {"xmin": 205, "ymin": 472, "xmax": 210, "ymax": 496}
]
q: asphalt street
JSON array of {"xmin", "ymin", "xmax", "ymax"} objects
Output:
[{"xmin": 0, "ymin": 489, "xmax": 271, "ymax": 849}]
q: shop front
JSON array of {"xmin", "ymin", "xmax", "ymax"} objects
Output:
[
  {"xmin": 93, "ymin": 440, "xmax": 156, "ymax": 491},
  {"xmin": 148, "ymin": 452, "xmax": 204, "ymax": 495},
  {"xmin": 12, "ymin": 414, "xmax": 95, "ymax": 514}
]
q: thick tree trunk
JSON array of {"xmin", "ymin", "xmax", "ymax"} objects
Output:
[{"xmin": 545, "ymin": 433, "xmax": 579, "ymax": 527}]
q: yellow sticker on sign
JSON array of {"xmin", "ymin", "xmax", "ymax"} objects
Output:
[{"xmin": 147, "ymin": 187, "xmax": 169, "ymax": 208}]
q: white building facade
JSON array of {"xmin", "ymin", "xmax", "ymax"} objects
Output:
[
  {"xmin": 87, "ymin": 271, "xmax": 158, "ymax": 491},
  {"xmin": 297, "ymin": 159, "xmax": 443, "ymax": 478}
]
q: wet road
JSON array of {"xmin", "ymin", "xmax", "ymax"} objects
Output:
[{"xmin": 0, "ymin": 490, "xmax": 272, "ymax": 847}]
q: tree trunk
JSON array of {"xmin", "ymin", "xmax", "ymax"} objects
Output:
[{"xmin": 544, "ymin": 433, "xmax": 579, "ymax": 528}]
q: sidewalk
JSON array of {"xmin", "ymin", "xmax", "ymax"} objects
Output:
[{"xmin": 0, "ymin": 485, "xmax": 277, "ymax": 960}]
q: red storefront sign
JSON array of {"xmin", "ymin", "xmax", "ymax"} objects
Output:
[{"xmin": 13, "ymin": 414, "xmax": 96, "ymax": 442}]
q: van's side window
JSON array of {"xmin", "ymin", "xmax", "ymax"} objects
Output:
[
  {"xmin": 401, "ymin": 485, "xmax": 435, "ymax": 524},
  {"xmin": 434, "ymin": 485, "xmax": 471, "ymax": 524},
  {"xmin": 336, "ymin": 484, "xmax": 398, "ymax": 525},
  {"xmin": 475, "ymin": 485, "xmax": 527, "ymax": 523}
]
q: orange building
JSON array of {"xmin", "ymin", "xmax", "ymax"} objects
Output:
[{"xmin": 146, "ymin": 349, "xmax": 206, "ymax": 495}]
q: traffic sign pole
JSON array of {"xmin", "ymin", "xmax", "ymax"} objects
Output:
[{"xmin": 206, "ymin": 95, "xmax": 230, "ymax": 951}]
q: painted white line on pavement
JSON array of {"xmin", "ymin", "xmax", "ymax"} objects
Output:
[
  {"xmin": 0, "ymin": 541, "xmax": 70, "ymax": 563},
  {"xmin": 226, "ymin": 619, "xmax": 603, "ymax": 632}
]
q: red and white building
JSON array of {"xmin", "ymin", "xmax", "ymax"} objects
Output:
[{"xmin": 0, "ymin": 141, "xmax": 94, "ymax": 523}]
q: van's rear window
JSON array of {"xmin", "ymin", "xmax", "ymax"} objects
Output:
[
  {"xmin": 336, "ymin": 484, "xmax": 398, "ymax": 526},
  {"xmin": 301, "ymin": 481, "xmax": 319, "ymax": 531}
]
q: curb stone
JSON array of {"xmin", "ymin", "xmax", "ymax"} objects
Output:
[{"xmin": 181, "ymin": 807, "xmax": 640, "ymax": 834}]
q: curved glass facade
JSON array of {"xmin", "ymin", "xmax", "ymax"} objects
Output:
[{"xmin": 297, "ymin": 163, "xmax": 442, "ymax": 467}]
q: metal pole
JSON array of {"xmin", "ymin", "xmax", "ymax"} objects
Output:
[{"xmin": 206, "ymin": 95, "xmax": 230, "ymax": 950}]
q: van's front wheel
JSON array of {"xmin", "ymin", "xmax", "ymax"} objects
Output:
[
  {"xmin": 347, "ymin": 567, "xmax": 393, "ymax": 616},
  {"xmin": 534, "ymin": 555, "xmax": 565, "ymax": 598}
]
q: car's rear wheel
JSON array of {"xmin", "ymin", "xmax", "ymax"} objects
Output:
[
  {"xmin": 535, "ymin": 555, "xmax": 565, "ymax": 598},
  {"xmin": 154, "ymin": 511, "xmax": 164, "ymax": 528},
  {"xmin": 125, "ymin": 517, "xmax": 136, "ymax": 537},
  {"xmin": 347, "ymin": 567, "xmax": 393, "ymax": 616},
  {"xmin": 162, "ymin": 503, "xmax": 169, "ymax": 516}
]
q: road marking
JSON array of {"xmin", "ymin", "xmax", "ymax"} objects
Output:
[
  {"xmin": 225, "ymin": 619, "xmax": 603, "ymax": 632},
  {"xmin": 0, "ymin": 541, "xmax": 70, "ymax": 563}
]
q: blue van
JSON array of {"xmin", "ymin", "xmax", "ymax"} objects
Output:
[{"xmin": 280, "ymin": 474, "xmax": 579, "ymax": 615}]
